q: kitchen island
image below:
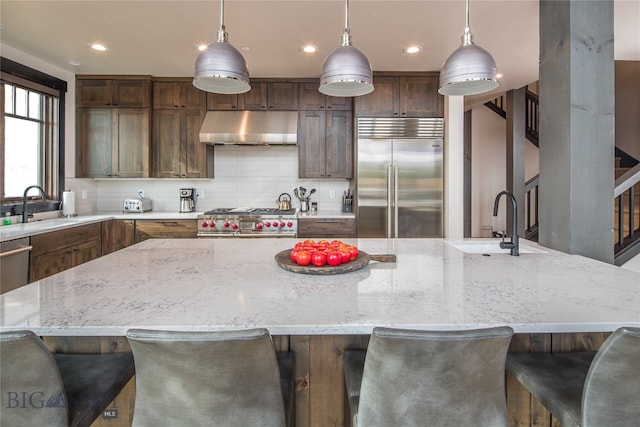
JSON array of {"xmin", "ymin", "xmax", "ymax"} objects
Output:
[{"xmin": 2, "ymin": 238, "xmax": 639, "ymax": 427}]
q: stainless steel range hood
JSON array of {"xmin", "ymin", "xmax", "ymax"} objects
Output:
[{"xmin": 199, "ymin": 111, "xmax": 298, "ymax": 146}]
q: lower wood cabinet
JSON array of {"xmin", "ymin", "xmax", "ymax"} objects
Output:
[
  {"xmin": 134, "ymin": 220, "xmax": 197, "ymax": 242},
  {"xmin": 102, "ymin": 219, "xmax": 135, "ymax": 255},
  {"xmin": 30, "ymin": 223, "xmax": 102, "ymax": 282},
  {"xmin": 297, "ymin": 217, "xmax": 356, "ymax": 238}
]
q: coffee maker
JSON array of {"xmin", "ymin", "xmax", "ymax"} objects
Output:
[{"xmin": 179, "ymin": 188, "xmax": 196, "ymax": 213}]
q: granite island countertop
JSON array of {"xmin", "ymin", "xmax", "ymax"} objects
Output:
[{"xmin": 1, "ymin": 238, "xmax": 638, "ymax": 336}]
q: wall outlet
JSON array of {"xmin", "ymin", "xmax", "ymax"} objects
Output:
[
  {"xmin": 196, "ymin": 189, "xmax": 204, "ymax": 199},
  {"xmin": 329, "ymin": 190, "xmax": 336, "ymax": 199},
  {"xmin": 137, "ymin": 189, "xmax": 144, "ymax": 198}
]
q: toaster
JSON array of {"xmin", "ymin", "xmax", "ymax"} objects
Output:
[{"xmin": 123, "ymin": 198, "xmax": 152, "ymax": 213}]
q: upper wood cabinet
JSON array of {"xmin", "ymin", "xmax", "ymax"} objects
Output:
[
  {"xmin": 76, "ymin": 108, "xmax": 150, "ymax": 178},
  {"xmin": 355, "ymin": 75, "xmax": 443, "ymax": 117},
  {"xmin": 153, "ymin": 80, "xmax": 206, "ymax": 110},
  {"xmin": 207, "ymin": 93, "xmax": 240, "ymax": 110},
  {"xmin": 207, "ymin": 81, "xmax": 298, "ymax": 110},
  {"xmin": 298, "ymin": 110, "xmax": 353, "ymax": 179},
  {"xmin": 298, "ymin": 82, "xmax": 353, "ymax": 111},
  {"xmin": 153, "ymin": 109, "xmax": 213, "ymax": 178},
  {"xmin": 76, "ymin": 77, "xmax": 151, "ymax": 108}
]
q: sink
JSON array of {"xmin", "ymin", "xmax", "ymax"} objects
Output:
[{"xmin": 447, "ymin": 240, "xmax": 545, "ymax": 254}]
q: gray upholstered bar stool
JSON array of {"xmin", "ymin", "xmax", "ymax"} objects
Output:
[
  {"xmin": 125, "ymin": 328, "xmax": 295, "ymax": 427},
  {"xmin": 506, "ymin": 326, "xmax": 640, "ymax": 427},
  {"xmin": 343, "ymin": 326, "xmax": 514, "ymax": 427},
  {"xmin": 0, "ymin": 330, "xmax": 135, "ymax": 427}
]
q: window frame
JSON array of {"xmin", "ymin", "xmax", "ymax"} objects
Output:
[{"xmin": 1, "ymin": 57, "xmax": 67, "ymax": 216}]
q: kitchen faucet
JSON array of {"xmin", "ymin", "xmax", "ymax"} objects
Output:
[
  {"xmin": 22, "ymin": 185, "xmax": 46, "ymax": 223},
  {"xmin": 493, "ymin": 191, "xmax": 519, "ymax": 256}
]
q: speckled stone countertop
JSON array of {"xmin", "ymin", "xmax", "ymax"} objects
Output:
[{"xmin": 2, "ymin": 238, "xmax": 638, "ymax": 336}]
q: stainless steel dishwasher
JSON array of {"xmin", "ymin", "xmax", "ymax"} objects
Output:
[{"xmin": 1, "ymin": 237, "xmax": 32, "ymax": 293}]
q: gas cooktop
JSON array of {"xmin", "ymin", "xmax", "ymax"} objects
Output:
[{"xmin": 203, "ymin": 207, "xmax": 297, "ymax": 216}]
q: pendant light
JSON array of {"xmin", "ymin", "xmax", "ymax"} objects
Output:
[
  {"xmin": 193, "ymin": 0, "xmax": 250, "ymax": 94},
  {"xmin": 319, "ymin": 0, "xmax": 374, "ymax": 97},
  {"xmin": 439, "ymin": 0, "xmax": 498, "ymax": 96}
]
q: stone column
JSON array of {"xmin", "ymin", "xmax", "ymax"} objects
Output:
[{"xmin": 538, "ymin": 0, "xmax": 615, "ymax": 263}]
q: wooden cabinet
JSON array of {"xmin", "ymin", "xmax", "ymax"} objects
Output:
[
  {"xmin": 298, "ymin": 110, "xmax": 353, "ymax": 179},
  {"xmin": 102, "ymin": 219, "xmax": 135, "ymax": 255},
  {"xmin": 76, "ymin": 77, "xmax": 151, "ymax": 108},
  {"xmin": 298, "ymin": 82, "xmax": 352, "ymax": 111},
  {"xmin": 207, "ymin": 81, "xmax": 298, "ymax": 110},
  {"xmin": 153, "ymin": 109, "xmax": 213, "ymax": 178},
  {"xmin": 76, "ymin": 108, "xmax": 150, "ymax": 178},
  {"xmin": 134, "ymin": 220, "xmax": 197, "ymax": 242},
  {"xmin": 297, "ymin": 217, "xmax": 357, "ymax": 238},
  {"xmin": 355, "ymin": 75, "xmax": 443, "ymax": 117},
  {"xmin": 153, "ymin": 80, "xmax": 206, "ymax": 110},
  {"xmin": 207, "ymin": 92, "xmax": 240, "ymax": 110},
  {"xmin": 30, "ymin": 223, "xmax": 102, "ymax": 282}
]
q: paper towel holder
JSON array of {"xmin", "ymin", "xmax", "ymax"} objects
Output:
[{"xmin": 59, "ymin": 190, "xmax": 77, "ymax": 218}]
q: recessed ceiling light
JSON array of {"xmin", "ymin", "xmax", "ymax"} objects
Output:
[
  {"xmin": 303, "ymin": 45, "xmax": 317, "ymax": 53},
  {"xmin": 241, "ymin": 46, "xmax": 251, "ymax": 52},
  {"xmin": 496, "ymin": 73, "xmax": 504, "ymax": 79},
  {"xmin": 404, "ymin": 46, "xmax": 422, "ymax": 54},
  {"xmin": 198, "ymin": 44, "xmax": 208, "ymax": 52},
  {"xmin": 91, "ymin": 43, "xmax": 107, "ymax": 51},
  {"xmin": 69, "ymin": 60, "xmax": 82, "ymax": 66}
]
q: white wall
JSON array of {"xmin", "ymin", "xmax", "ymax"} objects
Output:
[
  {"xmin": 470, "ymin": 105, "xmax": 539, "ymax": 237},
  {"xmin": 88, "ymin": 146, "xmax": 349, "ymax": 213}
]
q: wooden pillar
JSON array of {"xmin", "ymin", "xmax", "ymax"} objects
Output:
[
  {"xmin": 538, "ymin": 0, "xmax": 615, "ymax": 263},
  {"xmin": 464, "ymin": 110, "xmax": 472, "ymax": 238},
  {"xmin": 506, "ymin": 87, "xmax": 527, "ymax": 237}
]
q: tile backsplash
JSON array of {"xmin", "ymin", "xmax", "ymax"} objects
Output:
[{"xmin": 66, "ymin": 146, "xmax": 350, "ymax": 214}]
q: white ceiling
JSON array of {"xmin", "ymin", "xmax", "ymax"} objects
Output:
[{"xmin": 1, "ymin": 1, "xmax": 639, "ymax": 107}]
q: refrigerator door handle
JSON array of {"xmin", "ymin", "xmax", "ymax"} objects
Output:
[
  {"xmin": 387, "ymin": 163, "xmax": 393, "ymax": 238},
  {"xmin": 394, "ymin": 163, "xmax": 399, "ymax": 237}
]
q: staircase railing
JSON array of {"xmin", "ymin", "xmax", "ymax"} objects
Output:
[
  {"xmin": 484, "ymin": 90, "xmax": 539, "ymax": 146},
  {"xmin": 614, "ymin": 163, "xmax": 640, "ymax": 265},
  {"xmin": 524, "ymin": 174, "xmax": 539, "ymax": 241}
]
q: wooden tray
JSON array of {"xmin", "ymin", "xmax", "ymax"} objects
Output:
[{"xmin": 274, "ymin": 250, "xmax": 396, "ymax": 275}]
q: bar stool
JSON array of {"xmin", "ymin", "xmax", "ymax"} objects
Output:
[
  {"xmin": 0, "ymin": 330, "xmax": 135, "ymax": 427},
  {"xmin": 126, "ymin": 328, "xmax": 295, "ymax": 427},
  {"xmin": 343, "ymin": 326, "xmax": 514, "ymax": 427},
  {"xmin": 506, "ymin": 326, "xmax": 640, "ymax": 427}
]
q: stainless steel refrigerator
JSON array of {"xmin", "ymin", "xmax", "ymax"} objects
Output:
[{"xmin": 356, "ymin": 117, "xmax": 444, "ymax": 238}]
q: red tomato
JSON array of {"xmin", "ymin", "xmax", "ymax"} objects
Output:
[
  {"xmin": 296, "ymin": 250, "xmax": 312, "ymax": 266},
  {"xmin": 340, "ymin": 251, "xmax": 351, "ymax": 263},
  {"xmin": 311, "ymin": 252, "xmax": 327, "ymax": 267},
  {"xmin": 290, "ymin": 249, "xmax": 300, "ymax": 262},
  {"xmin": 327, "ymin": 252, "xmax": 342, "ymax": 266},
  {"xmin": 348, "ymin": 246, "xmax": 359, "ymax": 260}
]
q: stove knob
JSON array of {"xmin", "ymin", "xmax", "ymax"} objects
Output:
[
  {"xmin": 256, "ymin": 222, "xmax": 264, "ymax": 230},
  {"xmin": 265, "ymin": 221, "xmax": 271, "ymax": 227},
  {"xmin": 279, "ymin": 222, "xmax": 286, "ymax": 228},
  {"xmin": 231, "ymin": 223, "xmax": 239, "ymax": 230},
  {"xmin": 201, "ymin": 221, "xmax": 209, "ymax": 228},
  {"xmin": 223, "ymin": 221, "xmax": 230, "ymax": 228},
  {"xmin": 209, "ymin": 221, "xmax": 216, "ymax": 228},
  {"xmin": 287, "ymin": 221, "xmax": 293, "ymax": 227}
]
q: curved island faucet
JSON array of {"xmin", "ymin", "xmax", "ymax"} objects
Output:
[{"xmin": 493, "ymin": 191, "xmax": 519, "ymax": 256}]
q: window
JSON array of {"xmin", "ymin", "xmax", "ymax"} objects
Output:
[{"xmin": 1, "ymin": 57, "xmax": 66, "ymax": 215}]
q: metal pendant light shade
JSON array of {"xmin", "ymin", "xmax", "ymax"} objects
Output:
[
  {"xmin": 193, "ymin": 0, "xmax": 250, "ymax": 94},
  {"xmin": 439, "ymin": 0, "xmax": 498, "ymax": 96},
  {"xmin": 319, "ymin": 0, "xmax": 373, "ymax": 97}
]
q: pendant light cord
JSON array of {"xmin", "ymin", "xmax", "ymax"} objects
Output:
[
  {"xmin": 341, "ymin": 0, "xmax": 352, "ymax": 46},
  {"xmin": 217, "ymin": 0, "xmax": 227, "ymax": 42},
  {"xmin": 345, "ymin": 0, "xmax": 349, "ymax": 31},
  {"xmin": 465, "ymin": 0, "xmax": 470, "ymax": 31}
]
